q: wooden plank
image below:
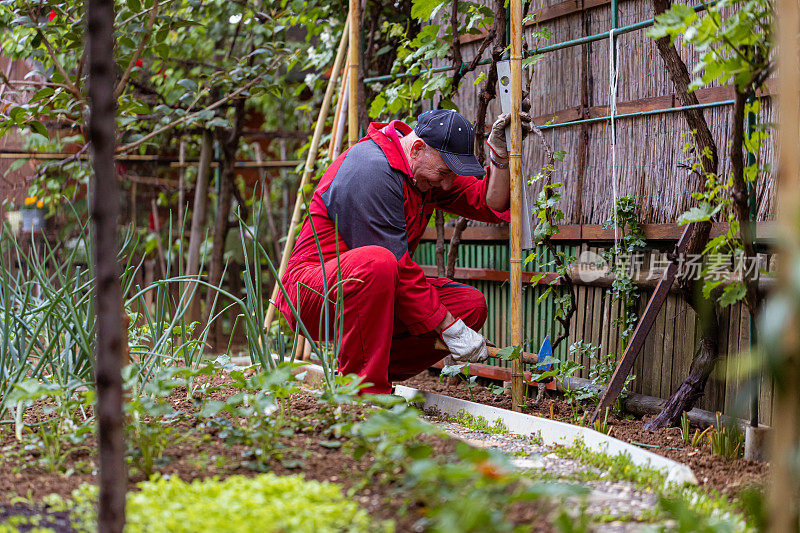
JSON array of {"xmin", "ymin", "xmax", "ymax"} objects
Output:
[
  {"xmin": 591, "ymin": 225, "xmax": 694, "ymax": 422},
  {"xmin": 528, "ymin": 80, "xmax": 775, "ymax": 128},
  {"xmin": 588, "ymin": 248, "xmax": 603, "ymax": 379},
  {"xmin": 652, "ymin": 271, "xmax": 668, "ymax": 399},
  {"xmin": 459, "ymin": 0, "xmax": 611, "ymax": 45},
  {"xmin": 724, "ymin": 304, "xmax": 743, "ymax": 417},
  {"xmin": 661, "ymin": 295, "xmax": 676, "ymax": 400}
]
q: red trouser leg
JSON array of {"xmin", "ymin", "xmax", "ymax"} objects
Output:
[
  {"xmin": 387, "ymin": 278, "xmax": 488, "ymax": 382},
  {"xmin": 288, "ymin": 245, "xmax": 399, "ymax": 394}
]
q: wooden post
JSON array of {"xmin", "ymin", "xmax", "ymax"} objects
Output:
[
  {"xmin": 770, "ymin": 1, "xmax": 800, "ymax": 530},
  {"xmin": 348, "ymin": 1, "xmax": 360, "ymax": 146},
  {"xmin": 88, "ymin": 0, "xmax": 126, "ymax": 527},
  {"xmin": 253, "ymin": 143, "xmax": 281, "ymax": 260},
  {"xmin": 263, "ymin": 19, "xmax": 350, "ymax": 332},
  {"xmin": 509, "ymin": 0, "xmax": 525, "ymax": 411},
  {"xmin": 185, "ymin": 130, "xmax": 213, "ymax": 324}
]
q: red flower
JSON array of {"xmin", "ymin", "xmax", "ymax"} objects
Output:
[
  {"xmin": 47, "ymin": 9, "xmax": 56, "ymax": 21},
  {"xmin": 135, "ymin": 59, "xmax": 143, "ymax": 68}
]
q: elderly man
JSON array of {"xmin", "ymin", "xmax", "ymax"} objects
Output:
[{"xmin": 276, "ymin": 109, "xmax": 527, "ymax": 394}]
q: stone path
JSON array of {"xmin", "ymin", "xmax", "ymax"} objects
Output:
[{"xmin": 428, "ymin": 417, "xmax": 661, "ymax": 531}]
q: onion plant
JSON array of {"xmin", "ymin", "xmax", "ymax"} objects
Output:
[
  {"xmin": 0, "ymin": 213, "xmax": 223, "ymax": 415},
  {"xmin": 233, "ymin": 193, "xmax": 358, "ymax": 394}
]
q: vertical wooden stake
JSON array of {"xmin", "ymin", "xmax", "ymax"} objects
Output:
[
  {"xmin": 509, "ymin": 0, "xmax": 525, "ymax": 411},
  {"xmin": 770, "ymin": 1, "xmax": 800, "ymax": 530},
  {"xmin": 348, "ymin": 0, "xmax": 360, "ymax": 146},
  {"xmin": 177, "ymin": 139, "xmax": 186, "ymax": 230},
  {"xmin": 88, "ymin": 0, "xmax": 126, "ymax": 527},
  {"xmin": 263, "ymin": 18, "xmax": 350, "ymax": 333}
]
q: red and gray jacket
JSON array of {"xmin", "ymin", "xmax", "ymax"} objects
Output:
[{"xmin": 276, "ymin": 120, "xmax": 510, "ymax": 335}]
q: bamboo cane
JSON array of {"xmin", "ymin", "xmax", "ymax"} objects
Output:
[
  {"xmin": 292, "ymin": 64, "xmax": 352, "ymax": 362},
  {"xmin": 262, "ymin": 18, "xmax": 350, "ymax": 333},
  {"xmin": 348, "ymin": 0, "xmax": 360, "ymax": 146},
  {"xmin": 329, "ymin": 66, "xmax": 348, "ymax": 159},
  {"xmin": 509, "ymin": 0, "xmax": 525, "ymax": 412},
  {"xmin": 769, "ymin": 1, "xmax": 800, "ymax": 530}
]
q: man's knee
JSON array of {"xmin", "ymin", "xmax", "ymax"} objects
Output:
[
  {"xmin": 461, "ymin": 289, "xmax": 488, "ymax": 330},
  {"xmin": 349, "ymin": 246, "xmax": 399, "ymax": 287}
]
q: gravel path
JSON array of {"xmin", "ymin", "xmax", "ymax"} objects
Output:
[{"xmin": 428, "ymin": 417, "xmax": 661, "ymax": 531}]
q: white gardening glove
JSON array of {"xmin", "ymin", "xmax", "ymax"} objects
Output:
[
  {"xmin": 440, "ymin": 319, "xmax": 488, "ymax": 364},
  {"xmin": 486, "ymin": 100, "xmax": 533, "ymax": 160}
]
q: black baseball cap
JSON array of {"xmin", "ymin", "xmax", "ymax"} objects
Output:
[{"xmin": 414, "ymin": 109, "xmax": 486, "ymax": 177}]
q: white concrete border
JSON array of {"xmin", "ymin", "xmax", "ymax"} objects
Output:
[
  {"xmin": 394, "ymin": 384, "xmax": 697, "ymax": 487},
  {"xmin": 228, "ymin": 357, "xmax": 696, "ymax": 486}
]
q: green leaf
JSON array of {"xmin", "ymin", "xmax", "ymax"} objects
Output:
[
  {"xmin": 496, "ymin": 345, "xmax": 521, "ymax": 361},
  {"xmin": 29, "ymin": 120, "xmax": 48, "ymax": 138},
  {"xmin": 126, "ymin": 0, "xmax": 141, "ymax": 13},
  {"xmin": 369, "ymin": 95, "xmax": 386, "ymax": 118},
  {"xmin": 411, "ymin": 0, "xmax": 444, "ymax": 21},
  {"xmin": 719, "ymin": 282, "xmax": 746, "ymax": 307},
  {"xmin": 177, "ymin": 78, "xmax": 198, "ymax": 92},
  {"xmin": 677, "ymin": 202, "xmax": 721, "ymax": 224}
]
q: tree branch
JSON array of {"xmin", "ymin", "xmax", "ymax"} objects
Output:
[
  {"xmin": 113, "ymin": 0, "xmax": 159, "ymax": 99},
  {"xmin": 115, "ymin": 76, "xmax": 261, "ymax": 154},
  {"xmin": 31, "ymin": 27, "xmax": 82, "ymax": 100}
]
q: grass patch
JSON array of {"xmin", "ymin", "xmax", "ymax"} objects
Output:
[
  {"xmin": 548, "ymin": 438, "xmax": 753, "ymax": 531},
  {"xmin": 445, "ymin": 409, "xmax": 509, "ymax": 434}
]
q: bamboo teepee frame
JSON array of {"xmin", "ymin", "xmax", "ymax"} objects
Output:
[{"xmin": 262, "ymin": 17, "xmax": 350, "ymax": 332}]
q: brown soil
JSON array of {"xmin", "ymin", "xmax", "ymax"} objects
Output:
[
  {"xmin": 0, "ymin": 371, "xmax": 554, "ymax": 532},
  {"xmin": 400, "ymin": 371, "xmax": 769, "ymax": 497}
]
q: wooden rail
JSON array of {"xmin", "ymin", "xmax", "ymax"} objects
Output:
[
  {"xmin": 421, "ymin": 221, "xmax": 777, "ymax": 243},
  {"xmin": 459, "ymin": 0, "xmax": 611, "ymax": 45}
]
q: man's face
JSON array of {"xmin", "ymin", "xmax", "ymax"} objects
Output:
[{"xmin": 409, "ymin": 142, "xmax": 458, "ymax": 192}]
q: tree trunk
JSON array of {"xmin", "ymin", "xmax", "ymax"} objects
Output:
[
  {"xmin": 88, "ymin": 0, "xmax": 126, "ymax": 528},
  {"xmin": 645, "ymin": 0, "xmax": 722, "ymax": 429},
  {"xmin": 474, "ymin": 0, "xmax": 506, "ymax": 165},
  {"xmin": 204, "ymin": 100, "xmax": 245, "ymax": 346},
  {"xmin": 644, "ymin": 302, "xmax": 720, "ymax": 430},
  {"xmin": 185, "ymin": 129, "xmax": 213, "ymax": 324},
  {"xmin": 435, "ymin": 210, "xmax": 446, "ymax": 277},
  {"xmin": 445, "ymin": 217, "xmax": 468, "ymax": 278},
  {"xmin": 729, "ymin": 91, "xmax": 761, "ymax": 318}
]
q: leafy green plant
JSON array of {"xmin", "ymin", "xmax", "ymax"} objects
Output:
[
  {"xmin": 439, "ymin": 363, "xmax": 478, "ymax": 400},
  {"xmin": 354, "ymin": 400, "xmax": 586, "ymax": 531},
  {"xmin": 5, "ymin": 379, "xmax": 94, "ymax": 474},
  {"xmin": 51, "ymin": 473, "xmax": 373, "ymax": 533},
  {"xmin": 602, "ymin": 196, "xmax": 645, "ymax": 349},
  {"xmin": 650, "ymin": 0, "xmax": 772, "ymax": 314},
  {"xmin": 122, "ymin": 365, "xmax": 216, "ymax": 478},
  {"xmin": 680, "ymin": 411, "xmax": 691, "ymax": 443},
  {"xmin": 199, "ymin": 363, "xmax": 307, "ymax": 471}
]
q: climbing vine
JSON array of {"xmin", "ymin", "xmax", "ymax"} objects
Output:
[{"xmin": 602, "ymin": 195, "xmax": 646, "ymax": 349}]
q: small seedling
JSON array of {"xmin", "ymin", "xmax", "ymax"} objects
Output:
[
  {"xmin": 439, "ymin": 364, "xmax": 478, "ymax": 401},
  {"xmin": 707, "ymin": 412, "xmax": 744, "ymax": 458},
  {"xmin": 691, "ymin": 426, "xmax": 712, "ymax": 449},
  {"xmin": 680, "ymin": 411, "xmax": 691, "ymax": 443},
  {"xmin": 592, "ymin": 407, "xmax": 611, "ymax": 435}
]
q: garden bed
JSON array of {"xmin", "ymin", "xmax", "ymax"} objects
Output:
[
  {"xmin": 400, "ymin": 370, "xmax": 768, "ymax": 496},
  {"xmin": 0, "ymin": 369, "xmax": 563, "ymax": 532}
]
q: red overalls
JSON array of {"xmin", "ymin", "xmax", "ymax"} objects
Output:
[{"xmin": 275, "ymin": 121, "xmax": 510, "ymax": 393}]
